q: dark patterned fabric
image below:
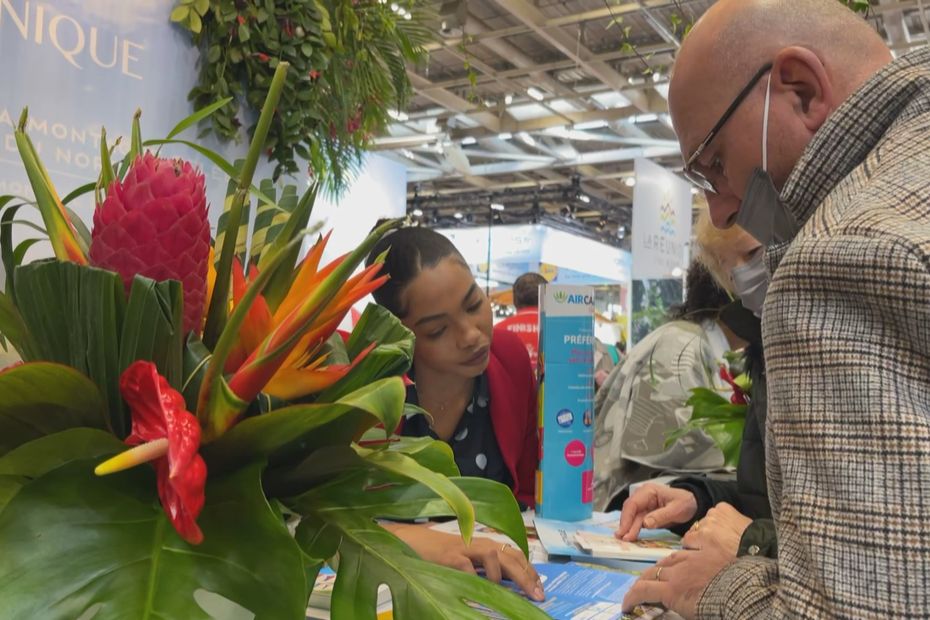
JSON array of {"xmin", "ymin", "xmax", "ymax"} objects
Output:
[
  {"xmin": 698, "ymin": 47, "xmax": 930, "ymax": 618},
  {"xmin": 403, "ymin": 374, "xmax": 513, "ymax": 488}
]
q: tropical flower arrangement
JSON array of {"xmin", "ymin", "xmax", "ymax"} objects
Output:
[
  {"xmin": 0, "ymin": 64, "xmax": 546, "ymax": 619},
  {"xmin": 667, "ymin": 350, "xmax": 751, "ymax": 467}
]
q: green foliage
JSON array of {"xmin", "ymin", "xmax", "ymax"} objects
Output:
[
  {"xmin": 667, "ymin": 387, "xmax": 747, "ymax": 467},
  {"xmin": 0, "ymin": 364, "xmax": 109, "ymax": 456},
  {"xmin": 840, "ymin": 0, "xmax": 872, "ymax": 15},
  {"xmin": 0, "ymin": 457, "xmax": 307, "ymax": 620},
  {"xmin": 174, "ymin": 0, "xmax": 432, "ymax": 193}
]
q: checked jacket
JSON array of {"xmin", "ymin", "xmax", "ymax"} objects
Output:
[{"xmin": 698, "ymin": 47, "xmax": 930, "ymax": 618}]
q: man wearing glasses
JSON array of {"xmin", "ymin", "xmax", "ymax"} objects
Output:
[{"xmin": 621, "ymin": 0, "xmax": 930, "ymax": 618}]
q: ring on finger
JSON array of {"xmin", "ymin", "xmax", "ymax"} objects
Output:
[
  {"xmin": 655, "ymin": 566, "xmax": 664, "ymax": 581},
  {"xmin": 691, "ymin": 520, "xmax": 702, "ymax": 533}
]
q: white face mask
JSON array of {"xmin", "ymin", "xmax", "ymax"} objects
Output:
[
  {"xmin": 731, "ymin": 251, "xmax": 769, "ymax": 317},
  {"xmin": 734, "ymin": 72, "xmax": 800, "ymax": 247}
]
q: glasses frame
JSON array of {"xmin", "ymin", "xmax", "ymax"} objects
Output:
[{"xmin": 683, "ymin": 62, "xmax": 774, "ymax": 193}]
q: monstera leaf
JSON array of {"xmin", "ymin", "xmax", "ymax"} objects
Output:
[
  {"xmin": 0, "ymin": 451, "xmax": 306, "ymax": 619},
  {"xmin": 293, "ymin": 470, "xmax": 545, "ymax": 619},
  {"xmin": 287, "ymin": 435, "xmax": 542, "ymax": 619}
]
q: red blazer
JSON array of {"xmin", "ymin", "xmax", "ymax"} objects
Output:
[
  {"xmin": 397, "ymin": 330, "xmax": 539, "ymax": 507},
  {"xmin": 485, "ymin": 329, "xmax": 539, "ymax": 507}
]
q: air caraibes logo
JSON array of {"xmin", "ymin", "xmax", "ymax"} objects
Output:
[{"xmin": 553, "ymin": 291, "xmax": 593, "ymax": 305}]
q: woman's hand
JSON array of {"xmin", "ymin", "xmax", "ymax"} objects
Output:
[
  {"xmin": 615, "ymin": 484, "xmax": 699, "ymax": 541},
  {"xmin": 680, "ymin": 502, "xmax": 752, "ymax": 557},
  {"xmin": 385, "ymin": 523, "xmax": 545, "ymax": 601}
]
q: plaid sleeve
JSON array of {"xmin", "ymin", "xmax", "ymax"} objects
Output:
[
  {"xmin": 751, "ymin": 231, "xmax": 930, "ymax": 618},
  {"xmin": 697, "ymin": 556, "xmax": 778, "ymax": 618}
]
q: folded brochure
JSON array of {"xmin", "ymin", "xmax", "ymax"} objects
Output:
[
  {"xmin": 574, "ymin": 531, "xmax": 676, "ymax": 562},
  {"xmin": 535, "ymin": 511, "xmax": 680, "ymax": 566}
]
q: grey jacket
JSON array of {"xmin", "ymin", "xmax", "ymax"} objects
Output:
[{"xmin": 698, "ymin": 47, "xmax": 930, "ymax": 619}]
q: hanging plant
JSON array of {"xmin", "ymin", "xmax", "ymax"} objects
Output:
[{"xmin": 171, "ymin": 0, "xmax": 431, "ymax": 193}]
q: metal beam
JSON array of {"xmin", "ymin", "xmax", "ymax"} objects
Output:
[
  {"xmin": 489, "ymin": 0, "xmax": 654, "ymax": 112},
  {"xmin": 408, "ymin": 145, "xmax": 680, "ymax": 181},
  {"xmin": 407, "ymin": 72, "xmax": 501, "ymax": 133}
]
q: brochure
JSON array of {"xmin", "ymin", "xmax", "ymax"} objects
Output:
[
  {"xmin": 475, "ymin": 562, "xmax": 664, "ymax": 620},
  {"xmin": 535, "ymin": 511, "xmax": 680, "ymax": 569},
  {"xmin": 574, "ymin": 531, "xmax": 677, "ymax": 562}
]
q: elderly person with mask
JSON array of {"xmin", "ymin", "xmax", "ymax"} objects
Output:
[{"xmin": 623, "ymin": 0, "xmax": 930, "ymax": 617}]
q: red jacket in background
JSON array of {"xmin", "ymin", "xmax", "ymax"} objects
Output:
[
  {"xmin": 485, "ymin": 329, "xmax": 539, "ymax": 507},
  {"xmin": 494, "ymin": 308, "xmax": 539, "ymax": 373}
]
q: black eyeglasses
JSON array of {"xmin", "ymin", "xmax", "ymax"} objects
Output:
[{"xmin": 683, "ymin": 62, "xmax": 773, "ymax": 194}]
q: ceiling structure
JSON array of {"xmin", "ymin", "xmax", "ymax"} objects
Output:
[{"xmin": 376, "ymin": 0, "xmax": 930, "ymax": 247}]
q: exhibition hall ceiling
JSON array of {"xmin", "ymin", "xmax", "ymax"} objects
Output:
[{"xmin": 380, "ymin": 0, "xmax": 926, "ymax": 246}]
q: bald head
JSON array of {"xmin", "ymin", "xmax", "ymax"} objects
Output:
[
  {"xmin": 669, "ymin": 0, "xmax": 892, "ymax": 228},
  {"xmin": 677, "ymin": 0, "xmax": 889, "ymax": 94}
]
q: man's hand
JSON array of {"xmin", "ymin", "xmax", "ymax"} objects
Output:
[
  {"xmin": 615, "ymin": 484, "xmax": 698, "ymax": 541},
  {"xmin": 681, "ymin": 502, "xmax": 752, "ymax": 557},
  {"xmin": 621, "ymin": 545, "xmax": 735, "ymax": 618},
  {"xmin": 385, "ymin": 523, "xmax": 545, "ymax": 601}
]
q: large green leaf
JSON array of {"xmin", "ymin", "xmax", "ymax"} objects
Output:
[
  {"xmin": 0, "ymin": 291, "xmax": 35, "ymax": 359},
  {"xmin": 0, "ymin": 362, "xmax": 109, "ymax": 456},
  {"xmin": 0, "ymin": 460, "xmax": 307, "ymax": 619},
  {"xmin": 202, "ymin": 377, "xmax": 405, "ymax": 473},
  {"xmin": 0, "ymin": 428, "xmax": 123, "ymax": 514},
  {"xmin": 118, "ymin": 275, "xmax": 184, "ymax": 390},
  {"xmin": 296, "ymin": 511, "xmax": 547, "ymax": 620},
  {"xmin": 12, "ymin": 261, "xmax": 125, "ymax": 435},
  {"xmin": 292, "ymin": 472, "xmax": 528, "ymax": 555},
  {"xmin": 356, "ymin": 447, "xmax": 476, "ymax": 544},
  {"xmin": 316, "ymin": 304, "xmax": 413, "ymax": 403}
]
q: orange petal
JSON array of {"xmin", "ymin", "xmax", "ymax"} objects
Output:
[{"xmin": 264, "ymin": 342, "xmax": 375, "ymax": 400}]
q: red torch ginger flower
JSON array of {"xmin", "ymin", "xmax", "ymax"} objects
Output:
[
  {"xmin": 95, "ymin": 361, "xmax": 207, "ymax": 545},
  {"xmin": 89, "ymin": 152, "xmax": 210, "ymax": 335}
]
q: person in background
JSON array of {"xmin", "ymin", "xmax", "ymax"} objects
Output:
[
  {"xmin": 365, "ymin": 227, "xmax": 544, "ymax": 601},
  {"xmin": 593, "ymin": 261, "xmax": 743, "ymax": 510},
  {"xmin": 494, "ymin": 271, "xmax": 546, "ymax": 372},
  {"xmin": 616, "ymin": 215, "xmax": 776, "ymax": 567},
  {"xmin": 623, "ymin": 0, "xmax": 930, "ymax": 616}
]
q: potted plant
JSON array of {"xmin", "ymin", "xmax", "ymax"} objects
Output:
[{"xmin": 0, "ymin": 63, "xmax": 546, "ymax": 619}]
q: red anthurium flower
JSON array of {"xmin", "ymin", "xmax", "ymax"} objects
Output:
[
  {"xmin": 719, "ymin": 364, "xmax": 748, "ymax": 405},
  {"xmin": 96, "ymin": 361, "xmax": 207, "ymax": 545}
]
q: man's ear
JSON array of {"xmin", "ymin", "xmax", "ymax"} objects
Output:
[{"xmin": 772, "ymin": 46, "xmax": 834, "ymax": 133}]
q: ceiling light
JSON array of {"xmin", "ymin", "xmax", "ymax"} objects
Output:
[
  {"xmin": 517, "ymin": 132, "xmax": 536, "ymax": 146},
  {"xmin": 691, "ymin": 187, "xmax": 699, "ymax": 195},
  {"xmin": 390, "ymin": 2, "xmax": 398, "ymax": 10},
  {"xmin": 491, "ymin": 203, "xmax": 505, "ymax": 211},
  {"xmin": 671, "ymin": 267, "xmax": 684, "ymax": 278},
  {"xmin": 624, "ymin": 176, "xmax": 636, "ymax": 188},
  {"xmin": 578, "ymin": 194, "xmax": 591, "ymax": 204},
  {"xmin": 484, "ymin": 99, "xmax": 496, "ymax": 108},
  {"xmin": 460, "ymin": 136, "xmax": 477, "ymax": 146},
  {"xmin": 388, "ymin": 109, "xmax": 409, "ymax": 122},
  {"xmin": 652, "ymin": 72, "xmax": 663, "ymax": 83},
  {"xmin": 497, "ymin": 132, "xmax": 513, "ymax": 140},
  {"xmin": 633, "ymin": 113, "xmax": 658, "ymax": 124},
  {"xmin": 454, "ymin": 211, "xmax": 464, "ymax": 220},
  {"xmin": 526, "ymin": 87, "xmax": 545, "ymax": 101},
  {"xmin": 504, "ymin": 94, "xmax": 513, "ymax": 105},
  {"xmin": 404, "ymin": 12, "xmax": 411, "ymax": 19},
  {"xmin": 573, "ymin": 120, "xmax": 608, "ymax": 131},
  {"xmin": 412, "ymin": 208, "xmax": 424, "ymax": 217}
]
